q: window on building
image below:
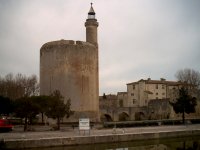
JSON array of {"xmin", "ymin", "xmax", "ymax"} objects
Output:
[
  {"xmin": 133, "ymin": 99, "xmax": 136, "ymax": 104},
  {"xmin": 131, "ymin": 93, "xmax": 134, "ymax": 96},
  {"xmin": 156, "ymin": 97, "xmax": 158, "ymax": 99},
  {"xmin": 162, "ymin": 93, "xmax": 165, "ymax": 95},
  {"xmin": 119, "ymin": 100, "xmax": 123, "ymax": 107},
  {"xmin": 156, "ymin": 93, "xmax": 158, "ymax": 95},
  {"xmin": 156, "ymin": 84, "xmax": 158, "ymax": 89},
  {"xmin": 132, "ymin": 85, "xmax": 135, "ymax": 89},
  {"xmin": 162, "ymin": 84, "xmax": 165, "ymax": 89}
]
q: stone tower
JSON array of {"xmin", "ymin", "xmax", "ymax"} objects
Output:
[
  {"xmin": 40, "ymin": 4, "xmax": 99, "ymax": 121},
  {"xmin": 85, "ymin": 3, "xmax": 99, "ymax": 46}
]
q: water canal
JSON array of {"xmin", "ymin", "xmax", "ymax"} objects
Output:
[{"xmin": 15, "ymin": 136, "xmax": 200, "ymax": 150}]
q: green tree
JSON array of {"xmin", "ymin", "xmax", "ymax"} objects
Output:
[
  {"xmin": 170, "ymin": 87, "xmax": 197, "ymax": 124},
  {"xmin": 14, "ymin": 97, "xmax": 40, "ymax": 131},
  {"xmin": 103, "ymin": 93, "xmax": 107, "ymax": 99},
  {"xmin": 46, "ymin": 90, "xmax": 71, "ymax": 130},
  {"xmin": 31, "ymin": 96, "xmax": 50, "ymax": 124},
  {"xmin": 0, "ymin": 96, "xmax": 14, "ymax": 116}
]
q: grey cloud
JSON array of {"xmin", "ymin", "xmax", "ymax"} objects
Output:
[{"xmin": 0, "ymin": 0, "xmax": 200, "ymax": 95}]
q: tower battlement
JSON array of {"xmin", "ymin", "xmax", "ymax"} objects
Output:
[{"xmin": 41, "ymin": 40, "xmax": 95, "ymax": 48}]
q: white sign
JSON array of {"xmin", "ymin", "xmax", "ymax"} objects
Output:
[{"xmin": 79, "ymin": 118, "xmax": 90, "ymax": 130}]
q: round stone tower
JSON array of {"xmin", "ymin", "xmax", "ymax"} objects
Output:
[{"xmin": 40, "ymin": 4, "xmax": 99, "ymax": 121}]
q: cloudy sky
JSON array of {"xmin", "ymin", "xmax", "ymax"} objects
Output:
[{"xmin": 0, "ymin": 0, "xmax": 200, "ymax": 95}]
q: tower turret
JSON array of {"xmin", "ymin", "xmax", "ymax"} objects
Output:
[{"xmin": 85, "ymin": 3, "xmax": 99, "ymax": 46}]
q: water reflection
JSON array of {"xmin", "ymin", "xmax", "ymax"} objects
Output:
[
  {"xmin": 20, "ymin": 136, "xmax": 200, "ymax": 150},
  {"xmin": 176, "ymin": 141, "xmax": 199, "ymax": 150}
]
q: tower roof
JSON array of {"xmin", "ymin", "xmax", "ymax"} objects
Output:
[{"xmin": 88, "ymin": 3, "xmax": 95, "ymax": 15}]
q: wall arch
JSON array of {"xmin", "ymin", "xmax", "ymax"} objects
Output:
[
  {"xmin": 100, "ymin": 114, "xmax": 113, "ymax": 122},
  {"xmin": 118, "ymin": 112, "xmax": 130, "ymax": 121},
  {"xmin": 135, "ymin": 112, "xmax": 145, "ymax": 121}
]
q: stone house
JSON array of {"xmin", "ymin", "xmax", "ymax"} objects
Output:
[
  {"xmin": 126, "ymin": 78, "xmax": 189, "ymax": 107},
  {"xmin": 117, "ymin": 92, "xmax": 128, "ymax": 107}
]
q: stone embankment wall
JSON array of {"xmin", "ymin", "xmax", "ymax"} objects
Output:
[{"xmin": 1, "ymin": 129, "xmax": 200, "ymax": 149}]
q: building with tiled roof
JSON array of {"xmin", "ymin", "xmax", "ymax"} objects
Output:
[
  {"xmin": 99, "ymin": 78, "xmax": 199, "ymax": 121},
  {"xmin": 126, "ymin": 78, "xmax": 189, "ymax": 107}
]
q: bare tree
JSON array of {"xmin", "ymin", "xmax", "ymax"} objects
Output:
[
  {"xmin": 176, "ymin": 68, "xmax": 200, "ymax": 89},
  {"xmin": 0, "ymin": 73, "xmax": 39, "ymax": 100},
  {"xmin": 24, "ymin": 75, "xmax": 39, "ymax": 97},
  {"xmin": 2, "ymin": 73, "xmax": 16, "ymax": 100}
]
